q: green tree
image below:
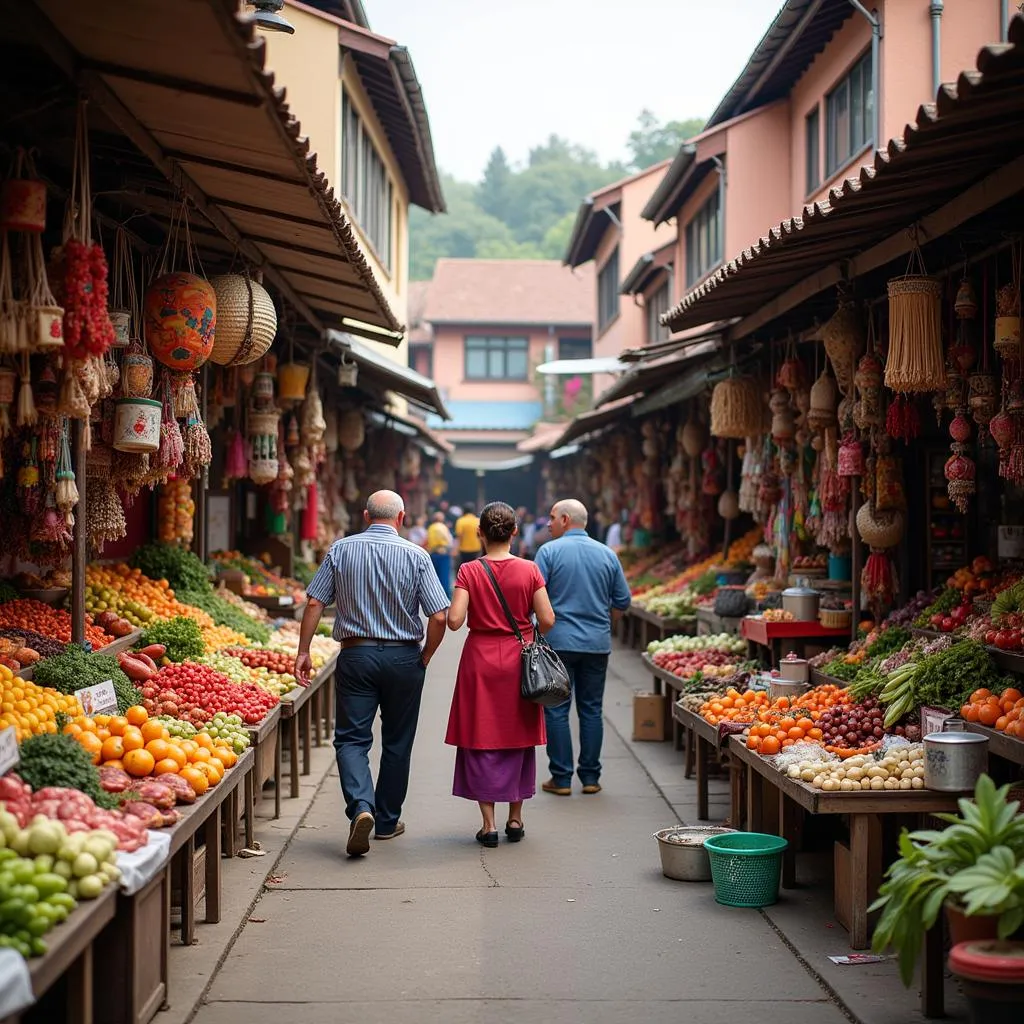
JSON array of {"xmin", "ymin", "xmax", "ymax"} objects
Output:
[
  {"xmin": 626, "ymin": 109, "xmax": 705, "ymax": 170},
  {"xmin": 540, "ymin": 211, "xmax": 577, "ymax": 260},
  {"xmin": 478, "ymin": 146, "xmax": 512, "ymax": 223}
]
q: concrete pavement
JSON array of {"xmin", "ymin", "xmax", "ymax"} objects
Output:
[{"xmin": 192, "ymin": 630, "xmax": 849, "ymax": 1024}]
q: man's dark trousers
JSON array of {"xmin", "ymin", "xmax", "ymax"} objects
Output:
[{"xmin": 334, "ymin": 642, "xmax": 426, "ymax": 834}]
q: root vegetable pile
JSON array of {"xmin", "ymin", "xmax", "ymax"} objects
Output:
[{"xmin": 783, "ymin": 745, "xmax": 926, "ymax": 792}]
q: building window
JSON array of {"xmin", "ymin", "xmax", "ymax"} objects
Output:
[
  {"xmin": 464, "ymin": 336, "xmax": 529, "ymax": 380},
  {"xmin": 685, "ymin": 190, "xmax": 722, "ymax": 288},
  {"xmin": 806, "ymin": 107, "xmax": 821, "ymax": 193},
  {"xmin": 646, "ymin": 281, "xmax": 671, "ymax": 344},
  {"xmin": 826, "ymin": 50, "xmax": 873, "ymax": 177},
  {"xmin": 409, "ymin": 344, "xmax": 433, "ymax": 379},
  {"xmin": 341, "ymin": 89, "xmax": 393, "ymax": 271},
  {"xmin": 558, "ymin": 337, "xmax": 592, "ymax": 361},
  {"xmin": 597, "ymin": 248, "xmax": 620, "ymax": 333}
]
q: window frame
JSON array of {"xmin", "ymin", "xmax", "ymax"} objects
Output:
[
  {"xmin": 646, "ymin": 280, "xmax": 671, "ymax": 345},
  {"xmin": 463, "ymin": 336, "xmax": 530, "ymax": 382},
  {"xmin": 558, "ymin": 337, "xmax": 593, "ymax": 362},
  {"xmin": 684, "ymin": 190, "xmax": 722, "ymax": 288},
  {"xmin": 805, "ymin": 106, "xmax": 821, "ymax": 194},
  {"xmin": 825, "ymin": 49, "xmax": 873, "ymax": 177},
  {"xmin": 340, "ymin": 87, "xmax": 394, "ymax": 273},
  {"xmin": 597, "ymin": 248, "xmax": 620, "ymax": 334}
]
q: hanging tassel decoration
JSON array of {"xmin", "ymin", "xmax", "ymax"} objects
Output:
[
  {"xmin": 225, "ymin": 427, "xmax": 247, "ymax": 480},
  {"xmin": 885, "ymin": 393, "xmax": 920, "ymax": 442},
  {"xmin": 16, "ymin": 355, "xmax": 36, "ymax": 426},
  {"xmin": 182, "ymin": 413, "xmax": 211, "ymax": 479},
  {"xmin": 55, "ymin": 419, "xmax": 78, "ymax": 524},
  {"xmin": 153, "ymin": 387, "xmax": 183, "ymax": 475}
]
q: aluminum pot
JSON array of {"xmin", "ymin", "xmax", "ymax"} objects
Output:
[
  {"xmin": 770, "ymin": 679, "xmax": 808, "ymax": 702},
  {"xmin": 924, "ymin": 729, "xmax": 989, "ymax": 792},
  {"xmin": 653, "ymin": 826, "xmax": 735, "ymax": 881},
  {"xmin": 778, "ymin": 658, "xmax": 810, "ymax": 684},
  {"xmin": 782, "ymin": 586, "xmax": 820, "ymax": 621}
]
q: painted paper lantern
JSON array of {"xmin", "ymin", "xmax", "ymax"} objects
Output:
[
  {"xmin": 949, "ymin": 412, "xmax": 972, "ymax": 444},
  {"xmin": 144, "ymin": 272, "xmax": 216, "ymax": 371},
  {"xmin": 989, "ymin": 409, "xmax": 1014, "ymax": 451}
]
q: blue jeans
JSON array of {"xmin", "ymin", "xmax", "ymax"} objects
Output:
[
  {"xmin": 429, "ymin": 552, "xmax": 452, "ymax": 598},
  {"xmin": 544, "ymin": 652, "xmax": 609, "ymax": 788},
  {"xmin": 334, "ymin": 643, "xmax": 426, "ymax": 834}
]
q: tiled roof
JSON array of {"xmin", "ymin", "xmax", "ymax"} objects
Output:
[
  {"xmin": 427, "ymin": 400, "xmax": 543, "ymax": 431},
  {"xmin": 423, "ymin": 259, "xmax": 594, "ymax": 327},
  {"xmin": 407, "ymin": 280, "xmax": 432, "ymax": 343}
]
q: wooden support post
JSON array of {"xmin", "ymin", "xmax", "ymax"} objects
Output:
[
  {"xmin": 71, "ymin": 419, "xmax": 87, "ymax": 646},
  {"xmin": 203, "ymin": 805, "xmax": 222, "ymax": 924},
  {"xmin": 195, "ymin": 363, "xmax": 209, "ymax": 563},
  {"xmin": 695, "ymin": 733, "xmax": 710, "ymax": 820}
]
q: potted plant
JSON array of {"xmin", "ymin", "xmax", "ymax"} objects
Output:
[{"xmin": 870, "ymin": 775, "xmax": 1024, "ymax": 986}]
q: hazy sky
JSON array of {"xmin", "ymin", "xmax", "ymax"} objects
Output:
[{"xmin": 367, "ymin": 0, "xmax": 785, "ymax": 182}]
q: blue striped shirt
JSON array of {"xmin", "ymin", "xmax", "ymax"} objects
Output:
[{"xmin": 307, "ymin": 524, "xmax": 451, "ymax": 642}]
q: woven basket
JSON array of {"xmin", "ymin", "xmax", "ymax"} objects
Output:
[
  {"xmin": 821, "ymin": 302, "xmax": 864, "ymax": 395},
  {"xmin": 339, "ymin": 407, "xmax": 365, "ymax": 452},
  {"xmin": 856, "ymin": 503, "xmax": 904, "ymax": 549},
  {"xmin": 885, "ymin": 275, "xmax": 944, "ymax": 393},
  {"xmin": 248, "ymin": 410, "xmax": 280, "ymax": 437},
  {"xmin": 710, "ymin": 377, "xmax": 761, "ymax": 439},
  {"xmin": 819, "ymin": 608, "xmax": 852, "ymax": 630},
  {"xmin": 209, "ymin": 275, "xmax": 277, "ymax": 366}
]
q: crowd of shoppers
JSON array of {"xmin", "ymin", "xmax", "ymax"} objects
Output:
[{"xmin": 296, "ymin": 491, "xmax": 631, "ymax": 856}]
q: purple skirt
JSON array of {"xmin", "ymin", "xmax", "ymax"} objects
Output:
[{"xmin": 453, "ymin": 747, "xmax": 536, "ymax": 802}]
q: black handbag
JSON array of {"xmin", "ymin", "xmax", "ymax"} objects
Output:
[{"xmin": 479, "ymin": 559, "xmax": 571, "ymax": 708}]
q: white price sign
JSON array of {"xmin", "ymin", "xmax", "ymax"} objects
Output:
[
  {"xmin": 998, "ymin": 526, "xmax": 1024, "ymax": 560},
  {"xmin": 74, "ymin": 679, "xmax": 118, "ymax": 717},
  {"xmin": 0, "ymin": 726, "xmax": 18, "ymax": 775},
  {"xmin": 278, "ymin": 596, "xmax": 294, "ymax": 607}
]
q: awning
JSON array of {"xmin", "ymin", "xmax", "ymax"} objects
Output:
[
  {"xmin": 517, "ymin": 423, "xmax": 569, "ymax": 453},
  {"xmin": 620, "ymin": 241, "xmax": 675, "ymax": 296},
  {"xmin": 25, "ymin": 0, "xmax": 403, "ymax": 341},
  {"xmin": 595, "ymin": 339, "xmax": 724, "ymax": 407},
  {"xmin": 535, "ymin": 357, "xmax": 628, "ymax": 375},
  {"xmin": 665, "ymin": 23, "xmax": 1024, "ymax": 336},
  {"xmin": 619, "ymin": 319, "xmax": 736, "ymax": 363},
  {"xmin": 552, "ymin": 397, "xmax": 635, "ymax": 448},
  {"xmin": 328, "ymin": 332, "xmax": 449, "ymax": 419},
  {"xmin": 366, "ymin": 409, "xmax": 453, "ymax": 454},
  {"xmin": 447, "ymin": 449, "xmax": 535, "ymax": 472}
]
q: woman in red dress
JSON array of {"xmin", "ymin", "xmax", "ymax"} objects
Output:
[{"xmin": 446, "ymin": 502, "xmax": 555, "ymax": 847}]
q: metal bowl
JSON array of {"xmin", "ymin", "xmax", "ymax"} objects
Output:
[{"xmin": 653, "ymin": 826, "xmax": 736, "ymax": 881}]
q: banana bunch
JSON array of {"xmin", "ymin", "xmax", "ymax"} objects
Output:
[{"xmin": 880, "ymin": 662, "xmax": 919, "ymax": 727}]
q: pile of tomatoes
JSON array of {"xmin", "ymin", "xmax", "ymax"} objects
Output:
[
  {"xmin": 0, "ymin": 599, "xmax": 110, "ymax": 649},
  {"xmin": 136, "ymin": 662, "xmax": 279, "ymax": 725},
  {"xmin": 960, "ymin": 685, "xmax": 1024, "ymax": 737}
]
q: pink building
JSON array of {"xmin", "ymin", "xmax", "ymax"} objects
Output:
[
  {"xmin": 643, "ymin": 0, "xmax": 1006, "ymax": 320},
  {"xmin": 415, "ymin": 259, "xmax": 594, "ymax": 507}
]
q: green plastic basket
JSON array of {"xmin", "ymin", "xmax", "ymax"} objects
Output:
[{"xmin": 703, "ymin": 831, "xmax": 788, "ymax": 908}]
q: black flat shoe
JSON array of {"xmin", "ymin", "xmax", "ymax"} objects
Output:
[
  {"xmin": 475, "ymin": 829, "xmax": 498, "ymax": 848},
  {"xmin": 505, "ymin": 821, "xmax": 525, "ymax": 843}
]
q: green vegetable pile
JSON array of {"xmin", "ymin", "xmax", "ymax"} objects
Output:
[
  {"xmin": 16, "ymin": 734, "xmax": 118, "ymax": 809},
  {"xmin": 140, "ymin": 616, "xmax": 205, "ymax": 663},
  {"xmin": 0, "ymin": 580, "xmax": 18, "ymax": 604},
  {"xmin": 866, "ymin": 627, "xmax": 912, "ymax": 660},
  {"xmin": 914, "ymin": 588, "xmax": 959, "ymax": 627},
  {"xmin": 32, "ymin": 646, "xmax": 136, "ymax": 713},
  {"xmin": 821, "ymin": 658, "xmax": 861, "ymax": 682},
  {"xmin": 129, "ymin": 543, "xmax": 211, "ymax": 594},
  {"xmin": 692, "ymin": 572, "xmax": 719, "ymax": 597},
  {"xmin": 177, "ymin": 588, "xmax": 270, "ymax": 644},
  {"xmin": 292, "ymin": 560, "xmax": 317, "ymax": 587}
]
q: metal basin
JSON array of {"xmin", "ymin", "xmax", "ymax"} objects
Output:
[{"xmin": 653, "ymin": 826, "xmax": 736, "ymax": 881}]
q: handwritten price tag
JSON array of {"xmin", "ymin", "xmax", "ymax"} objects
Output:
[
  {"xmin": 74, "ymin": 679, "xmax": 118, "ymax": 717},
  {"xmin": 0, "ymin": 726, "xmax": 18, "ymax": 775}
]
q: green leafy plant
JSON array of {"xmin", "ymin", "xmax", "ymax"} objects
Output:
[
  {"xmin": 139, "ymin": 617, "xmax": 205, "ymax": 663},
  {"xmin": 130, "ymin": 543, "xmax": 211, "ymax": 593},
  {"xmin": 32, "ymin": 646, "xmax": 136, "ymax": 713},
  {"xmin": 177, "ymin": 589, "xmax": 270, "ymax": 644},
  {"xmin": 871, "ymin": 775, "xmax": 1024, "ymax": 985}
]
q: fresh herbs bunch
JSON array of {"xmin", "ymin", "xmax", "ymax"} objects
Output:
[
  {"xmin": 17, "ymin": 733, "xmax": 120, "ymax": 809},
  {"xmin": 130, "ymin": 543, "xmax": 211, "ymax": 594},
  {"xmin": 177, "ymin": 589, "xmax": 271, "ymax": 644},
  {"xmin": 865, "ymin": 627, "xmax": 912, "ymax": 660},
  {"xmin": 871, "ymin": 775, "xmax": 1024, "ymax": 985},
  {"xmin": 32, "ymin": 645, "xmax": 136, "ymax": 712},
  {"xmin": 139, "ymin": 617, "xmax": 205, "ymax": 663}
]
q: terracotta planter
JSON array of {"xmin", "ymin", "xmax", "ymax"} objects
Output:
[{"xmin": 946, "ymin": 902, "xmax": 1024, "ymax": 946}]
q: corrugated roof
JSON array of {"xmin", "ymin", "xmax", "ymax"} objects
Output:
[
  {"xmin": 665, "ymin": 21, "xmax": 1024, "ymax": 334},
  {"xmin": 552, "ymin": 397, "xmax": 636, "ymax": 448},
  {"xmin": 29, "ymin": 0, "xmax": 402, "ymax": 339},
  {"xmin": 594, "ymin": 340, "xmax": 725, "ymax": 408},
  {"xmin": 423, "ymin": 259, "xmax": 594, "ymax": 327},
  {"xmin": 427, "ymin": 400, "xmax": 543, "ymax": 432},
  {"xmin": 706, "ymin": 0, "xmax": 855, "ymax": 129}
]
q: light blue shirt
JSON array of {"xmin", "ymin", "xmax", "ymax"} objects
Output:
[
  {"xmin": 534, "ymin": 529, "xmax": 631, "ymax": 654},
  {"xmin": 307, "ymin": 524, "xmax": 450, "ymax": 642}
]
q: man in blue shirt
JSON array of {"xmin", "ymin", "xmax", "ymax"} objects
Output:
[{"xmin": 534, "ymin": 498, "xmax": 631, "ymax": 795}]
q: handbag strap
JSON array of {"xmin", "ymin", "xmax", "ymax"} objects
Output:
[{"xmin": 479, "ymin": 559, "xmax": 525, "ymax": 645}]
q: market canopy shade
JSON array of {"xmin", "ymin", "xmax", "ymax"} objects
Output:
[
  {"xmin": 594, "ymin": 339, "xmax": 723, "ymax": 407},
  {"xmin": 664, "ymin": 23, "xmax": 1024, "ymax": 338},
  {"xmin": 535, "ymin": 357, "xmax": 629, "ymax": 375},
  {"xmin": 23, "ymin": 0, "xmax": 403, "ymax": 342},
  {"xmin": 365, "ymin": 408, "xmax": 454, "ymax": 455},
  {"xmin": 552, "ymin": 397, "xmax": 635, "ymax": 449},
  {"xmin": 327, "ymin": 332, "xmax": 449, "ymax": 419}
]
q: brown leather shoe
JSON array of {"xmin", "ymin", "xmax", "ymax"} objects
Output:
[
  {"xmin": 582, "ymin": 783, "xmax": 602, "ymax": 795},
  {"xmin": 542, "ymin": 778, "xmax": 571, "ymax": 796}
]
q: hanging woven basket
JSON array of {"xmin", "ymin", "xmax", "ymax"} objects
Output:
[
  {"xmin": 338, "ymin": 407, "xmax": 365, "ymax": 452},
  {"xmin": 209, "ymin": 274, "xmax": 277, "ymax": 366},
  {"xmin": 820, "ymin": 300, "xmax": 865, "ymax": 395},
  {"xmin": 710, "ymin": 376, "xmax": 761, "ymax": 439},
  {"xmin": 856, "ymin": 503, "xmax": 904, "ymax": 549},
  {"xmin": 885, "ymin": 260, "xmax": 944, "ymax": 393},
  {"xmin": 681, "ymin": 417, "xmax": 706, "ymax": 457}
]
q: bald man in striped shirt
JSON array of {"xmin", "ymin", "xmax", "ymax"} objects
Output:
[{"xmin": 297, "ymin": 490, "xmax": 450, "ymax": 856}]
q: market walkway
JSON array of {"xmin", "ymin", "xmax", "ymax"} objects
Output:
[{"xmin": 193, "ymin": 631, "xmax": 848, "ymax": 1024}]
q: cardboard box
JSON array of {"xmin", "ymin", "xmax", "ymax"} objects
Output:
[{"xmin": 633, "ymin": 692, "xmax": 668, "ymax": 742}]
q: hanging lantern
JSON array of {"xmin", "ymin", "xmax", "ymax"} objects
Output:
[
  {"xmin": 820, "ymin": 300, "xmax": 865, "ymax": 396},
  {"xmin": 954, "ymin": 277, "xmax": 978, "ymax": 319},
  {"xmin": 944, "ymin": 368, "xmax": 964, "ymax": 411},
  {"xmin": 278, "ymin": 362, "xmax": 309, "ymax": 404},
  {"xmin": 776, "ymin": 356, "xmax": 805, "ymax": 393},
  {"xmin": 945, "ymin": 451, "xmax": 976, "ymax": 513},
  {"xmin": 143, "ymin": 272, "xmax": 216, "ymax": 371},
  {"xmin": 856, "ymin": 502, "xmax": 904, "ymax": 549},
  {"xmin": 807, "ymin": 369, "xmax": 838, "ymax": 432},
  {"xmin": 337, "ymin": 353, "xmax": 359, "ymax": 388},
  {"xmin": 208, "ymin": 274, "xmax": 277, "ymax": 366},
  {"xmin": 247, "ymin": 408, "xmax": 280, "ymax": 484},
  {"xmin": 989, "ymin": 409, "xmax": 1014, "ymax": 453},
  {"xmin": 949, "ymin": 410, "xmax": 972, "ymax": 444},
  {"xmin": 995, "ymin": 281, "xmax": 1021, "ymax": 360},
  {"xmin": 885, "ymin": 263, "xmax": 944, "ymax": 393},
  {"xmin": 710, "ymin": 376, "xmax": 761, "ymax": 439}
]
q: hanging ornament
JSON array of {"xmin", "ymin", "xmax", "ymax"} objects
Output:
[
  {"xmin": 225, "ymin": 428, "xmax": 247, "ymax": 481},
  {"xmin": 954, "ymin": 275, "xmax": 978, "ymax": 319},
  {"xmin": 968, "ymin": 371, "xmax": 999, "ymax": 428},
  {"xmin": 945, "ymin": 448, "xmax": 976, "ymax": 513},
  {"xmin": 885, "ymin": 393, "xmax": 919, "ymax": 442},
  {"xmin": 55, "ymin": 420, "xmax": 78, "ymax": 525},
  {"xmin": 949, "ymin": 409, "xmax": 972, "ymax": 444},
  {"xmin": 285, "ymin": 412, "xmax": 300, "ymax": 448},
  {"xmin": 853, "ymin": 352, "xmax": 884, "ymax": 430},
  {"xmin": 994, "ymin": 242, "xmax": 1022, "ymax": 361},
  {"xmin": 837, "ymin": 434, "xmax": 864, "ymax": 477},
  {"xmin": 181, "ymin": 413, "xmax": 212, "ymax": 480},
  {"xmin": 16, "ymin": 354, "xmax": 35, "ymax": 426}
]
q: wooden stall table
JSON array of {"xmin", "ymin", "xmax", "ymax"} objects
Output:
[
  {"xmin": 0, "ymin": 885, "xmax": 117, "ymax": 1024},
  {"xmin": 741, "ymin": 616, "xmax": 849, "ymax": 667},
  {"xmin": 241, "ymin": 705, "xmax": 282, "ymax": 837},
  {"xmin": 672, "ymin": 704, "xmax": 739, "ymax": 820},
  {"xmin": 168, "ymin": 746, "xmax": 253, "ymax": 946},
  {"xmin": 278, "ymin": 650, "xmax": 338, "ymax": 800},
  {"xmin": 964, "ymin": 722, "xmax": 1024, "ymax": 765},
  {"xmin": 631, "ymin": 607, "xmax": 696, "ymax": 653}
]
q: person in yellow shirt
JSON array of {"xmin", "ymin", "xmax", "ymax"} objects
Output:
[
  {"xmin": 455, "ymin": 504, "xmax": 482, "ymax": 568},
  {"xmin": 426, "ymin": 511, "xmax": 454, "ymax": 597}
]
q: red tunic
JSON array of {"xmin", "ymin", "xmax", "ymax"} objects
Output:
[{"xmin": 445, "ymin": 556, "xmax": 547, "ymax": 750}]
